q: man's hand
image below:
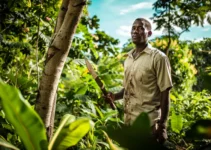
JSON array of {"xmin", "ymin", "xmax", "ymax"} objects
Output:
[
  {"xmin": 103, "ymin": 88, "xmax": 124, "ymax": 104},
  {"xmin": 104, "ymin": 92, "xmax": 115, "ymax": 103},
  {"xmin": 154, "ymin": 122, "xmax": 168, "ymax": 144}
]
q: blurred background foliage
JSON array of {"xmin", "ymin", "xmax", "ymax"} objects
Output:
[{"xmin": 0, "ymin": 0, "xmax": 211, "ymax": 149}]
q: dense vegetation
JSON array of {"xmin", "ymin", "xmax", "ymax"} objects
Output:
[{"xmin": 0, "ymin": 0, "xmax": 211, "ymax": 149}]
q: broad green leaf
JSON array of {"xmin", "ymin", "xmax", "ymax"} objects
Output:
[
  {"xmin": 51, "ymin": 116, "xmax": 93, "ymax": 150},
  {"xmin": 49, "ymin": 114, "xmax": 76, "ymax": 150},
  {"xmin": 0, "ymin": 81, "xmax": 48, "ymax": 150},
  {"xmin": 0, "ymin": 136, "xmax": 19, "ymax": 150},
  {"xmin": 171, "ymin": 111, "xmax": 183, "ymax": 133},
  {"xmin": 106, "ymin": 112, "xmax": 167, "ymax": 150}
]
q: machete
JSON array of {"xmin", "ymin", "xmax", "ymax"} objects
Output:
[{"xmin": 85, "ymin": 58, "xmax": 116, "ymax": 110}]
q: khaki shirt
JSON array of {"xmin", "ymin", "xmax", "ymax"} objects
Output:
[{"xmin": 123, "ymin": 44, "xmax": 173, "ymax": 126}]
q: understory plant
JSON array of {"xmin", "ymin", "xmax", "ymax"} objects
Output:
[{"xmin": 0, "ymin": 81, "xmax": 93, "ymax": 150}]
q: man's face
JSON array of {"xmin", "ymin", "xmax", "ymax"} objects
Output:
[{"xmin": 131, "ymin": 20, "xmax": 150, "ymax": 44}]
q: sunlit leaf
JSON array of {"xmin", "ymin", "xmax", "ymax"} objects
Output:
[
  {"xmin": 50, "ymin": 115, "xmax": 93, "ymax": 150},
  {"xmin": 49, "ymin": 114, "xmax": 76, "ymax": 150},
  {"xmin": 171, "ymin": 111, "xmax": 183, "ymax": 133},
  {"xmin": 0, "ymin": 81, "xmax": 48, "ymax": 150}
]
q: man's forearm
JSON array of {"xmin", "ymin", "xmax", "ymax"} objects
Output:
[
  {"xmin": 160, "ymin": 89, "xmax": 170, "ymax": 124},
  {"xmin": 114, "ymin": 88, "xmax": 124, "ymax": 101}
]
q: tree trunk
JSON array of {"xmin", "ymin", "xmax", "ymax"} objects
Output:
[{"xmin": 35, "ymin": 0, "xmax": 86, "ymax": 140}]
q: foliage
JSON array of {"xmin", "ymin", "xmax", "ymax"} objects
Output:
[
  {"xmin": 150, "ymin": 2, "xmax": 211, "ymax": 148},
  {"xmin": 0, "ymin": 0, "xmax": 122, "ymax": 148},
  {"xmin": 188, "ymin": 38, "xmax": 211, "ymax": 91},
  {"xmin": 0, "ymin": 136, "xmax": 19, "ymax": 150},
  {"xmin": 72, "ymin": 16, "xmax": 120, "ymax": 63},
  {"xmin": 1, "ymin": 0, "xmax": 211, "ymax": 149},
  {"xmin": 0, "ymin": 0, "xmax": 57, "ymax": 69},
  {"xmin": 0, "ymin": 0, "xmax": 59, "ymax": 147},
  {"xmin": 186, "ymin": 119, "xmax": 211, "ymax": 140},
  {"xmin": 105, "ymin": 112, "xmax": 168, "ymax": 150},
  {"xmin": 49, "ymin": 114, "xmax": 93, "ymax": 150},
  {"xmin": 0, "ymin": 81, "xmax": 48, "ymax": 150},
  {"xmin": 152, "ymin": 0, "xmax": 211, "ymax": 37},
  {"xmin": 0, "ymin": 81, "xmax": 93, "ymax": 150},
  {"xmin": 170, "ymin": 110, "xmax": 183, "ymax": 134},
  {"xmin": 54, "ymin": 55, "xmax": 125, "ymax": 149},
  {"xmin": 151, "ymin": 38, "xmax": 197, "ymax": 92}
]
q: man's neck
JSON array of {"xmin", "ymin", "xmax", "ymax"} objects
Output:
[{"xmin": 135, "ymin": 43, "xmax": 148, "ymax": 52}]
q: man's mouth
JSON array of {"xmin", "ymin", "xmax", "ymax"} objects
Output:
[
  {"xmin": 132, "ymin": 36, "xmax": 139, "ymax": 40},
  {"xmin": 132, "ymin": 34, "xmax": 139, "ymax": 38}
]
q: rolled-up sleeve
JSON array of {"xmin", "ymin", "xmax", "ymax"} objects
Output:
[{"xmin": 155, "ymin": 56, "xmax": 173, "ymax": 92}]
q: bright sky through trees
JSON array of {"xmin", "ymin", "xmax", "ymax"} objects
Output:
[{"xmin": 89, "ymin": 0, "xmax": 211, "ymax": 47}]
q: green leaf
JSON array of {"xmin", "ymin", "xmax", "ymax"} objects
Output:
[
  {"xmin": 106, "ymin": 113, "xmax": 167, "ymax": 150},
  {"xmin": 90, "ymin": 48, "xmax": 99, "ymax": 59},
  {"xmin": 171, "ymin": 111, "xmax": 183, "ymax": 133},
  {"xmin": 0, "ymin": 136, "xmax": 19, "ymax": 150},
  {"xmin": 50, "ymin": 115, "xmax": 93, "ymax": 150},
  {"xmin": 0, "ymin": 81, "xmax": 48, "ymax": 150},
  {"xmin": 75, "ymin": 85, "xmax": 88, "ymax": 95},
  {"xmin": 95, "ymin": 106, "xmax": 104, "ymax": 119},
  {"xmin": 49, "ymin": 114, "xmax": 76, "ymax": 150}
]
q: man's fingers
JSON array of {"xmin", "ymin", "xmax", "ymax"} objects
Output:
[{"xmin": 107, "ymin": 93, "xmax": 112, "ymax": 98}]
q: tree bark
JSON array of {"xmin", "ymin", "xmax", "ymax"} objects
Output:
[
  {"xmin": 45, "ymin": 0, "xmax": 69, "ymax": 140},
  {"xmin": 35, "ymin": 0, "xmax": 86, "ymax": 140},
  {"xmin": 54, "ymin": 0, "xmax": 69, "ymax": 33}
]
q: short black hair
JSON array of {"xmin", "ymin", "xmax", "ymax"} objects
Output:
[{"xmin": 134, "ymin": 18, "xmax": 152, "ymax": 31}]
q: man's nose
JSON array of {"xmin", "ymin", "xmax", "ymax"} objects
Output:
[{"xmin": 132, "ymin": 28, "xmax": 138, "ymax": 33}]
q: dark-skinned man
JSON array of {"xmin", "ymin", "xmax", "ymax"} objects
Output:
[{"xmin": 106, "ymin": 18, "xmax": 173, "ymax": 144}]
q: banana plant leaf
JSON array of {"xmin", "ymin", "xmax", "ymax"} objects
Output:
[
  {"xmin": 0, "ymin": 81, "xmax": 48, "ymax": 150},
  {"xmin": 49, "ymin": 114, "xmax": 93, "ymax": 150}
]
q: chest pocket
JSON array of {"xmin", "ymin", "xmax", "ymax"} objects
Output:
[{"xmin": 138, "ymin": 66, "xmax": 155, "ymax": 85}]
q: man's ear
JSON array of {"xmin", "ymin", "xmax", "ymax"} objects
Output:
[{"xmin": 148, "ymin": 31, "xmax": 152, "ymax": 37}]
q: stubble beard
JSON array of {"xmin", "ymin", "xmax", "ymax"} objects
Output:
[{"xmin": 133, "ymin": 36, "xmax": 147, "ymax": 45}]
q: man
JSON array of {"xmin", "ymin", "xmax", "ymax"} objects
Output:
[{"xmin": 106, "ymin": 18, "xmax": 173, "ymax": 144}]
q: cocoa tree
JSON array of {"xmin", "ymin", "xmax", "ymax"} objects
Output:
[{"xmin": 35, "ymin": 0, "xmax": 86, "ymax": 139}]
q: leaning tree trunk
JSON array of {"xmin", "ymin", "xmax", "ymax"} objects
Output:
[{"xmin": 35, "ymin": 0, "xmax": 86, "ymax": 140}]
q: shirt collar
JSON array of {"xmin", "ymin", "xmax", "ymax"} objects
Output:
[{"xmin": 128, "ymin": 44, "xmax": 152, "ymax": 58}]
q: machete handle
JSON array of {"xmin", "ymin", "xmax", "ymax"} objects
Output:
[
  {"xmin": 94, "ymin": 76, "xmax": 116, "ymax": 110},
  {"xmin": 101, "ymin": 88, "xmax": 116, "ymax": 110},
  {"xmin": 109, "ymin": 100, "xmax": 116, "ymax": 110}
]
